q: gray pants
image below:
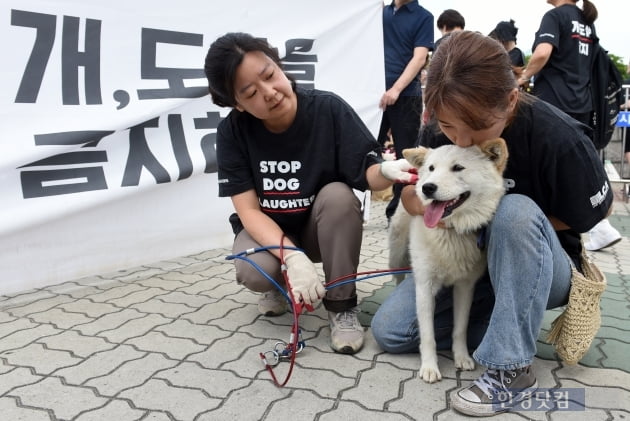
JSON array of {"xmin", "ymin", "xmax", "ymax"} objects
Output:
[{"xmin": 232, "ymin": 182, "xmax": 363, "ymax": 312}]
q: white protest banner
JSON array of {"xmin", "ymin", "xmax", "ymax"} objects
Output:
[{"xmin": 0, "ymin": 1, "xmax": 385, "ymax": 294}]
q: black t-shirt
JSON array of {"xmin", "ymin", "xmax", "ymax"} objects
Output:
[
  {"xmin": 508, "ymin": 47, "xmax": 525, "ymax": 67},
  {"xmin": 419, "ymin": 98, "xmax": 613, "ymax": 263},
  {"xmin": 217, "ymin": 88, "xmax": 382, "ymax": 233},
  {"xmin": 531, "ymin": 4, "xmax": 596, "ymax": 113}
]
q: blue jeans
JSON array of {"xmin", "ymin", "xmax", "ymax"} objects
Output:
[{"xmin": 371, "ymin": 194, "xmax": 573, "ymax": 370}]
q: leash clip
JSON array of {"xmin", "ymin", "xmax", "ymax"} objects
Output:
[
  {"xmin": 260, "ymin": 350, "xmax": 280, "ymax": 367},
  {"xmin": 273, "ymin": 329, "xmax": 305, "ymax": 360}
]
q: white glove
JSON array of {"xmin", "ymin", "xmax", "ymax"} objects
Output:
[
  {"xmin": 380, "ymin": 159, "xmax": 418, "ymax": 184},
  {"xmin": 284, "ymin": 251, "xmax": 326, "ymax": 305}
]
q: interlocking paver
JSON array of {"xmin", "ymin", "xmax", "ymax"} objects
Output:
[
  {"xmin": 58, "ymin": 299, "xmax": 121, "ymax": 318},
  {"xmin": 55, "ymin": 344, "xmax": 146, "ymax": 385},
  {"xmin": 291, "ymin": 347, "xmax": 373, "ymax": 377},
  {"xmin": 340, "ymin": 361, "xmax": 414, "ymax": 409},
  {"xmin": 97, "ymin": 313, "xmax": 171, "ymax": 343},
  {"xmin": 0, "ymin": 318, "xmax": 39, "ymax": 338},
  {"xmin": 187, "ymin": 332, "xmax": 263, "ymax": 371},
  {"xmin": 83, "ymin": 283, "xmax": 148, "ymax": 303},
  {"xmin": 8, "ymin": 377, "xmax": 108, "ymax": 419},
  {"xmin": 1, "ymin": 343, "xmax": 82, "ymax": 375},
  {"xmin": 5, "ymin": 295, "xmax": 75, "ymax": 317},
  {"xmin": 46, "ymin": 281, "xmax": 121, "ymax": 299},
  {"xmin": 195, "ymin": 379, "xmax": 286, "ymax": 421},
  {"xmin": 561, "ymin": 379, "xmax": 630, "ymax": 412},
  {"xmin": 556, "ymin": 364, "xmax": 630, "ymax": 387},
  {"xmin": 155, "ymin": 319, "xmax": 232, "ymax": 345},
  {"xmin": 84, "ymin": 352, "xmax": 178, "ymax": 396},
  {"xmin": 0, "ymin": 291, "xmax": 57, "ymax": 310},
  {"xmin": 142, "ymin": 412, "xmax": 172, "ymax": 421},
  {"xmin": 274, "ymin": 365, "xmax": 358, "ymax": 399},
  {"xmin": 73, "ymin": 399, "xmax": 146, "ymax": 421},
  {"xmin": 178, "ymin": 261, "xmax": 233, "ymax": 278},
  {"xmin": 135, "ymin": 277, "xmax": 191, "ymax": 290},
  {"xmin": 113, "ymin": 268, "xmax": 168, "ymax": 283},
  {"xmin": 73, "ymin": 308, "xmax": 146, "ymax": 336},
  {"xmin": 0, "ymin": 324, "xmax": 62, "ymax": 352},
  {"xmin": 0, "ymin": 397, "xmax": 51, "ymax": 421},
  {"xmin": 106, "ymin": 288, "xmax": 170, "ymax": 308},
  {"xmin": 126, "ymin": 331, "xmax": 206, "ymax": 359},
  {"xmin": 0, "ymin": 312, "xmax": 16, "ymax": 324},
  {"xmin": 319, "ymin": 401, "xmax": 411, "ymax": 421},
  {"xmin": 29, "ymin": 308, "xmax": 95, "ymax": 329},
  {"xmin": 130, "ymin": 299, "xmax": 198, "ymax": 318},
  {"xmin": 266, "ymin": 390, "xmax": 336, "ymax": 419},
  {"xmin": 0, "ymin": 366, "xmax": 43, "ymax": 395},
  {"xmin": 549, "ymin": 410, "xmax": 611, "ymax": 421},
  {"xmin": 38, "ymin": 330, "xmax": 116, "ymax": 357},
  {"xmin": 387, "ymin": 373, "xmax": 456, "ymax": 415},
  {"xmin": 186, "ymin": 301, "xmax": 256, "ymax": 330},
  {"xmin": 157, "ymin": 291, "xmax": 220, "ymax": 308},
  {"xmin": 156, "ymin": 362, "xmax": 250, "ymax": 397},
  {"xmin": 118, "ymin": 378, "xmax": 221, "ymax": 419}
]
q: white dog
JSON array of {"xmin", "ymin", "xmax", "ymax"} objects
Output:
[{"xmin": 388, "ymin": 138, "xmax": 508, "ymax": 383}]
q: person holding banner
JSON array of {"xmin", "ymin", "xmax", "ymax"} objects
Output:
[{"xmin": 204, "ymin": 32, "xmax": 416, "ymax": 354}]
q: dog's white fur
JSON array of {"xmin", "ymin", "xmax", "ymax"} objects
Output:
[{"xmin": 389, "ymin": 138, "xmax": 508, "ymax": 383}]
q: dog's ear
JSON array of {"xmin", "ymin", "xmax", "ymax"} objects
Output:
[
  {"xmin": 402, "ymin": 147, "xmax": 428, "ymax": 168},
  {"xmin": 479, "ymin": 138, "xmax": 509, "ymax": 173}
]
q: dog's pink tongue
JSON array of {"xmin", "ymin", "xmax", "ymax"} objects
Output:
[{"xmin": 424, "ymin": 201, "xmax": 447, "ymax": 228}]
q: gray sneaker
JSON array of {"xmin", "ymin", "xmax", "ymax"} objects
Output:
[
  {"xmin": 258, "ymin": 289, "xmax": 288, "ymax": 316},
  {"xmin": 451, "ymin": 366, "xmax": 538, "ymax": 417},
  {"xmin": 328, "ymin": 307, "xmax": 364, "ymax": 354}
]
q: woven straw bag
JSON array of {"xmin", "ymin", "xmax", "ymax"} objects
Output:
[{"xmin": 546, "ymin": 247, "xmax": 607, "ymax": 365}]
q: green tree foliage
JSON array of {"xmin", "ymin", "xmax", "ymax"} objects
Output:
[{"xmin": 610, "ymin": 54, "xmax": 628, "ymax": 81}]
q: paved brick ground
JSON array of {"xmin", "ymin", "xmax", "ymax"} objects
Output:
[{"xmin": 1, "ymin": 142, "xmax": 629, "ymax": 420}]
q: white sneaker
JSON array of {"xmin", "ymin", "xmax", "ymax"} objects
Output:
[
  {"xmin": 258, "ymin": 289, "xmax": 288, "ymax": 316},
  {"xmin": 328, "ymin": 307, "xmax": 365, "ymax": 354},
  {"xmin": 584, "ymin": 219, "xmax": 622, "ymax": 251}
]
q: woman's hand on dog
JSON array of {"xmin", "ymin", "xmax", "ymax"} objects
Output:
[{"xmin": 379, "ymin": 159, "xmax": 418, "ymax": 184}]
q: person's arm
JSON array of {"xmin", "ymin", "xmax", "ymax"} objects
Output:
[
  {"xmin": 366, "ymin": 163, "xmax": 392, "ymax": 192},
  {"xmin": 547, "ymin": 198, "xmax": 613, "ymax": 231},
  {"xmin": 400, "ymin": 184, "xmax": 423, "ymax": 215},
  {"xmin": 547, "ymin": 215, "xmax": 570, "ymax": 231},
  {"xmin": 380, "ymin": 46, "xmax": 429, "ymax": 109},
  {"xmin": 518, "ymin": 42, "xmax": 553, "ymax": 86},
  {"xmin": 367, "ymin": 160, "xmax": 419, "ymax": 191}
]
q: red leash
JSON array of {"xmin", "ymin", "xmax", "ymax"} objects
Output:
[
  {"xmin": 259, "ymin": 235, "xmax": 410, "ymax": 387},
  {"xmin": 259, "ymin": 235, "xmax": 313, "ymax": 387}
]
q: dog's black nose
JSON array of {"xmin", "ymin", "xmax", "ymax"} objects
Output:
[{"xmin": 422, "ymin": 183, "xmax": 437, "ymax": 197}]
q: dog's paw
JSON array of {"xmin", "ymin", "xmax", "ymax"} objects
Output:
[
  {"xmin": 419, "ymin": 364, "xmax": 442, "ymax": 383},
  {"xmin": 454, "ymin": 354, "xmax": 476, "ymax": 371}
]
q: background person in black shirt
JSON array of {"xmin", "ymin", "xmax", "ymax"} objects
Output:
[{"xmin": 519, "ymin": 0, "xmax": 621, "ymax": 250}]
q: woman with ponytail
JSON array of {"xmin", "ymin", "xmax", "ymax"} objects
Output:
[{"xmin": 520, "ymin": 0, "xmax": 621, "ymax": 251}]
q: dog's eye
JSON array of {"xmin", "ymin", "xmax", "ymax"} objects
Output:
[
  {"xmin": 452, "ymin": 164, "xmax": 465, "ymax": 172},
  {"xmin": 428, "ymin": 165, "xmax": 435, "ymax": 171}
]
